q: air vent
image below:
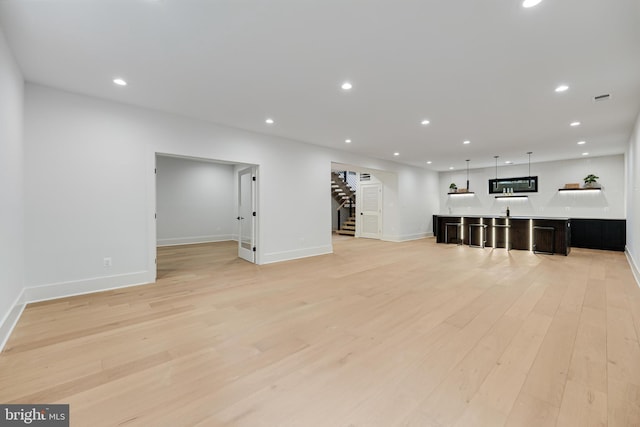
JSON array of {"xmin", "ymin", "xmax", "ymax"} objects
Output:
[
  {"xmin": 593, "ymin": 94, "xmax": 611, "ymax": 102},
  {"xmin": 360, "ymin": 173, "xmax": 371, "ymax": 181}
]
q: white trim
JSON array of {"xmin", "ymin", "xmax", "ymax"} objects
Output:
[
  {"xmin": 625, "ymin": 246, "xmax": 640, "ymax": 289},
  {"xmin": 23, "ymin": 271, "xmax": 153, "ymax": 304},
  {"xmin": 1, "ymin": 272, "xmax": 154, "ymax": 352},
  {"xmin": 157, "ymin": 234, "xmax": 237, "ymax": 247},
  {"xmin": 382, "ymin": 232, "xmax": 432, "ymax": 243},
  {"xmin": 0, "ymin": 288, "xmax": 26, "ymax": 353},
  {"xmin": 261, "ymin": 245, "xmax": 333, "ymax": 265}
]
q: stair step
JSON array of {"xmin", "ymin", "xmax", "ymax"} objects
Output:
[{"xmin": 336, "ymin": 229, "xmax": 355, "ymax": 236}]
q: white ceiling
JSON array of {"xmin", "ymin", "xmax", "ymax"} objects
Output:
[{"xmin": 1, "ymin": 0, "xmax": 639, "ymax": 171}]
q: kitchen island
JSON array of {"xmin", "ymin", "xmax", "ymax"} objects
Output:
[{"xmin": 433, "ymin": 215, "xmax": 571, "ymax": 255}]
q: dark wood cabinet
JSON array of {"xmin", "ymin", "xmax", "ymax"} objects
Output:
[{"xmin": 569, "ymin": 218, "xmax": 625, "ymax": 251}]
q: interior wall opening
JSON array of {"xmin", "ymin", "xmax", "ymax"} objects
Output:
[
  {"xmin": 154, "ymin": 153, "xmax": 258, "ymax": 279},
  {"xmin": 330, "ymin": 162, "xmax": 396, "ymax": 241}
]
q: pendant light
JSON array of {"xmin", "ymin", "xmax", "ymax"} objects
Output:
[
  {"xmin": 466, "ymin": 159, "xmax": 470, "ymax": 191},
  {"xmin": 527, "ymin": 151, "xmax": 533, "ymax": 188},
  {"xmin": 493, "ymin": 155, "xmax": 499, "ymax": 192}
]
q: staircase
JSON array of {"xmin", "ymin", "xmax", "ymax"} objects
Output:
[
  {"xmin": 337, "ymin": 216, "xmax": 356, "ymax": 236},
  {"xmin": 331, "ymin": 171, "xmax": 356, "ymax": 235}
]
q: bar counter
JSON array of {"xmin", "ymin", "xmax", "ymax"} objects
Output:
[{"xmin": 434, "ymin": 215, "xmax": 571, "ymax": 255}]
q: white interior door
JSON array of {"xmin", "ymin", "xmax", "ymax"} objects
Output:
[
  {"xmin": 238, "ymin": 167, "xmax": 256, "ymax": 263},
  {"xmin": 359, "ymin": 183, "xmax": 382, "ymax": 239}
]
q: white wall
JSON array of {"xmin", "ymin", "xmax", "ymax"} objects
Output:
[
  {"xmin": 24, "ymin": 86, "xmax": 152, "ymax": 298},
  {"xmin": 23, "ymin": 84, "xmax": 439, "ymax": 301},
  {"xmin": 0, "ymin": 27, "xmax": 25, "ymax": 348},
  {"xmin": 438, "ymin": 155, "xmax": 625, "ymax": 219},
  {"xmin": 627, "ymin": 112, "xmax": 640, "ymax": 285},
  {"xmin": 399, "ymin": 168, "xmax": 440, "ymax": 240},
  {"xmin": 156, "ymin": 155, "xmax": 236, "ymax": 246}
]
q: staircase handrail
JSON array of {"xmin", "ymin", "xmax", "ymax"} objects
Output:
[{"xmin": 337, "ymin": 198, "xmax": 350, "ymax": 210}]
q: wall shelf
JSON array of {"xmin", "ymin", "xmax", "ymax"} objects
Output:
[
  {"xmin": 558, "ymin": 188, "xmax": 601, "ymax": 192},
  {"xmin": 448, "ymin": 192, "xmax": 475, "ymax": 196},
  {"xmin": 495, "ymin": 195, "xmax": 528, "ymax": 199}
]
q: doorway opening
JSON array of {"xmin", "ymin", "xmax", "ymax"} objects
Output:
[
  {"xmin": 331, "ymin": 169, "xmax": 357, "ymax": 236},
  {"xmin": 154, "ymin": 154, "xmax": 259, "ymax": 280},
  {"xmin": 331, "ymin": 162, "xmax": 393, "ymax": 241}
]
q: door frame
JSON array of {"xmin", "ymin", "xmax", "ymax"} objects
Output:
[{"xmin": 237, "ymin": 166, "xmax": 257, "ymax": 263}]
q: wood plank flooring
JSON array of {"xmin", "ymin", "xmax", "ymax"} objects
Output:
[{"xmin": 1, "ymin": 237, "xmax": 639, "ymax": 426}]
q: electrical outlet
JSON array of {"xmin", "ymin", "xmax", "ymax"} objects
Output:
[{"xmin": 103, "ymin": 257, "xmax": 112, "ymax": 268}]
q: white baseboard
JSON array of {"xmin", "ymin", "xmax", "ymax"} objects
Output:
[
  {"xmin": 23, "ymin": 271, "xmax": 153, "ymax": 304},
  {"xmin": 261, "ymin": 245, "xmax": 333, "ymax": 265},
  {"xmin": 0, "ymin": 288, "xmax": 26, "ymax": 353},
  {"xmin": 0, "ymin": 271, "xmax": 154, "ymax": 353},
  {"xmin": 625, "ymin": 246, "xmax": 640, "ymax": 289},
  {"xmin": 157, "ymin": 234, "xmax": 237, "ymax": 247},
  {"xmin": 382, "ymin": 232, "xmax": 432, "ymax": 243}
]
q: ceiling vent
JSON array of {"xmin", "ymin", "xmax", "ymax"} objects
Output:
[{"xmin": 593, "ymin": 94, "xmax": 611, "ymax": 102}]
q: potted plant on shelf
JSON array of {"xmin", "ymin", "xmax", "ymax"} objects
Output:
[
  {"xmin": 449, "ymin": 183, "xmax": 457, "ymax": 193},
  {"xmin": 583, "ymin": 174, "xmax": 600, "ymax": 188}
]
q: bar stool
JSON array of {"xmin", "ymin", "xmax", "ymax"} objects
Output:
[
  {"xmin": 492, "ymin": 224, "xmax": 511, "ymax": 250},
  {"xmin": 444, "ymin": 222, "xmax": 463, "ymax": 245},
  {"xmin": 533, "ymin": 226, "xmax": 555, "ymax": 254},
  {"xmin": 468, "ymin": 223, "xmax": 488, "ymax": 248}
]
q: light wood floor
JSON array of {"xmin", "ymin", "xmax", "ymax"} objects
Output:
[{"xmin": 1, "ymin": 237, "xmax": 640, "ymax": 426}]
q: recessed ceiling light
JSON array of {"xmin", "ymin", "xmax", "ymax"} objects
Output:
[
  {"xmin": 345, "ymin": 139, "xmax": 351, "ymax": 143},
  {"xmin": 341, "ymin": 82, "xmax": 352, "ymax": 90},
  {"xmin": 113, "ymin": 78, "xmax": 127, "ymax": 86},
  {"xmin": 577, "ymin": 140, "xmax": 586, "ymax": 145},
  {"xmin": 555, "ymin": 84, "xmax": 569, "ymax": 93},
  {"xmin": 505, "ymin": 161, "xmax": 513, "ymax": 164},
  {"xmin": 421, "ymin": 119, "xmax": 430, "ymax": 125},
  {"xmin": 463, "ymin": 140, "xmax": 471, "ymax": 145},
  {"xmin": 426, "ymin": 161, "xmax": 432, "ymax": 164},
  {"xmin": 393, "ymin": 152, "xmax": 400, "ymax": 156},
  {"xmin": 570, "ymin": 121, "xmax": 581, "ymax": 127},
  {"xmin": 265, "ymin": 118, "xmax": 274, "ymax": 125},
  {"xmin": 582, "ymin": 152, "xmax": 589, "ymax": 156},
  {"xmin": 449, "ymin": 167, "xmax": 454, "ymax": 170},
  {"xmin": 522, "ymin": 0, "xmax": 543, "ymax": 8}
]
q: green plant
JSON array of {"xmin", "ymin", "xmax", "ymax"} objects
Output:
[
  {"xmin": 449, "ymin": 182, "xmax": 457, "ymax": 191},
  {"xmin": 583, "ymin": 174, "xmax": 599, "ymax": 184}
]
